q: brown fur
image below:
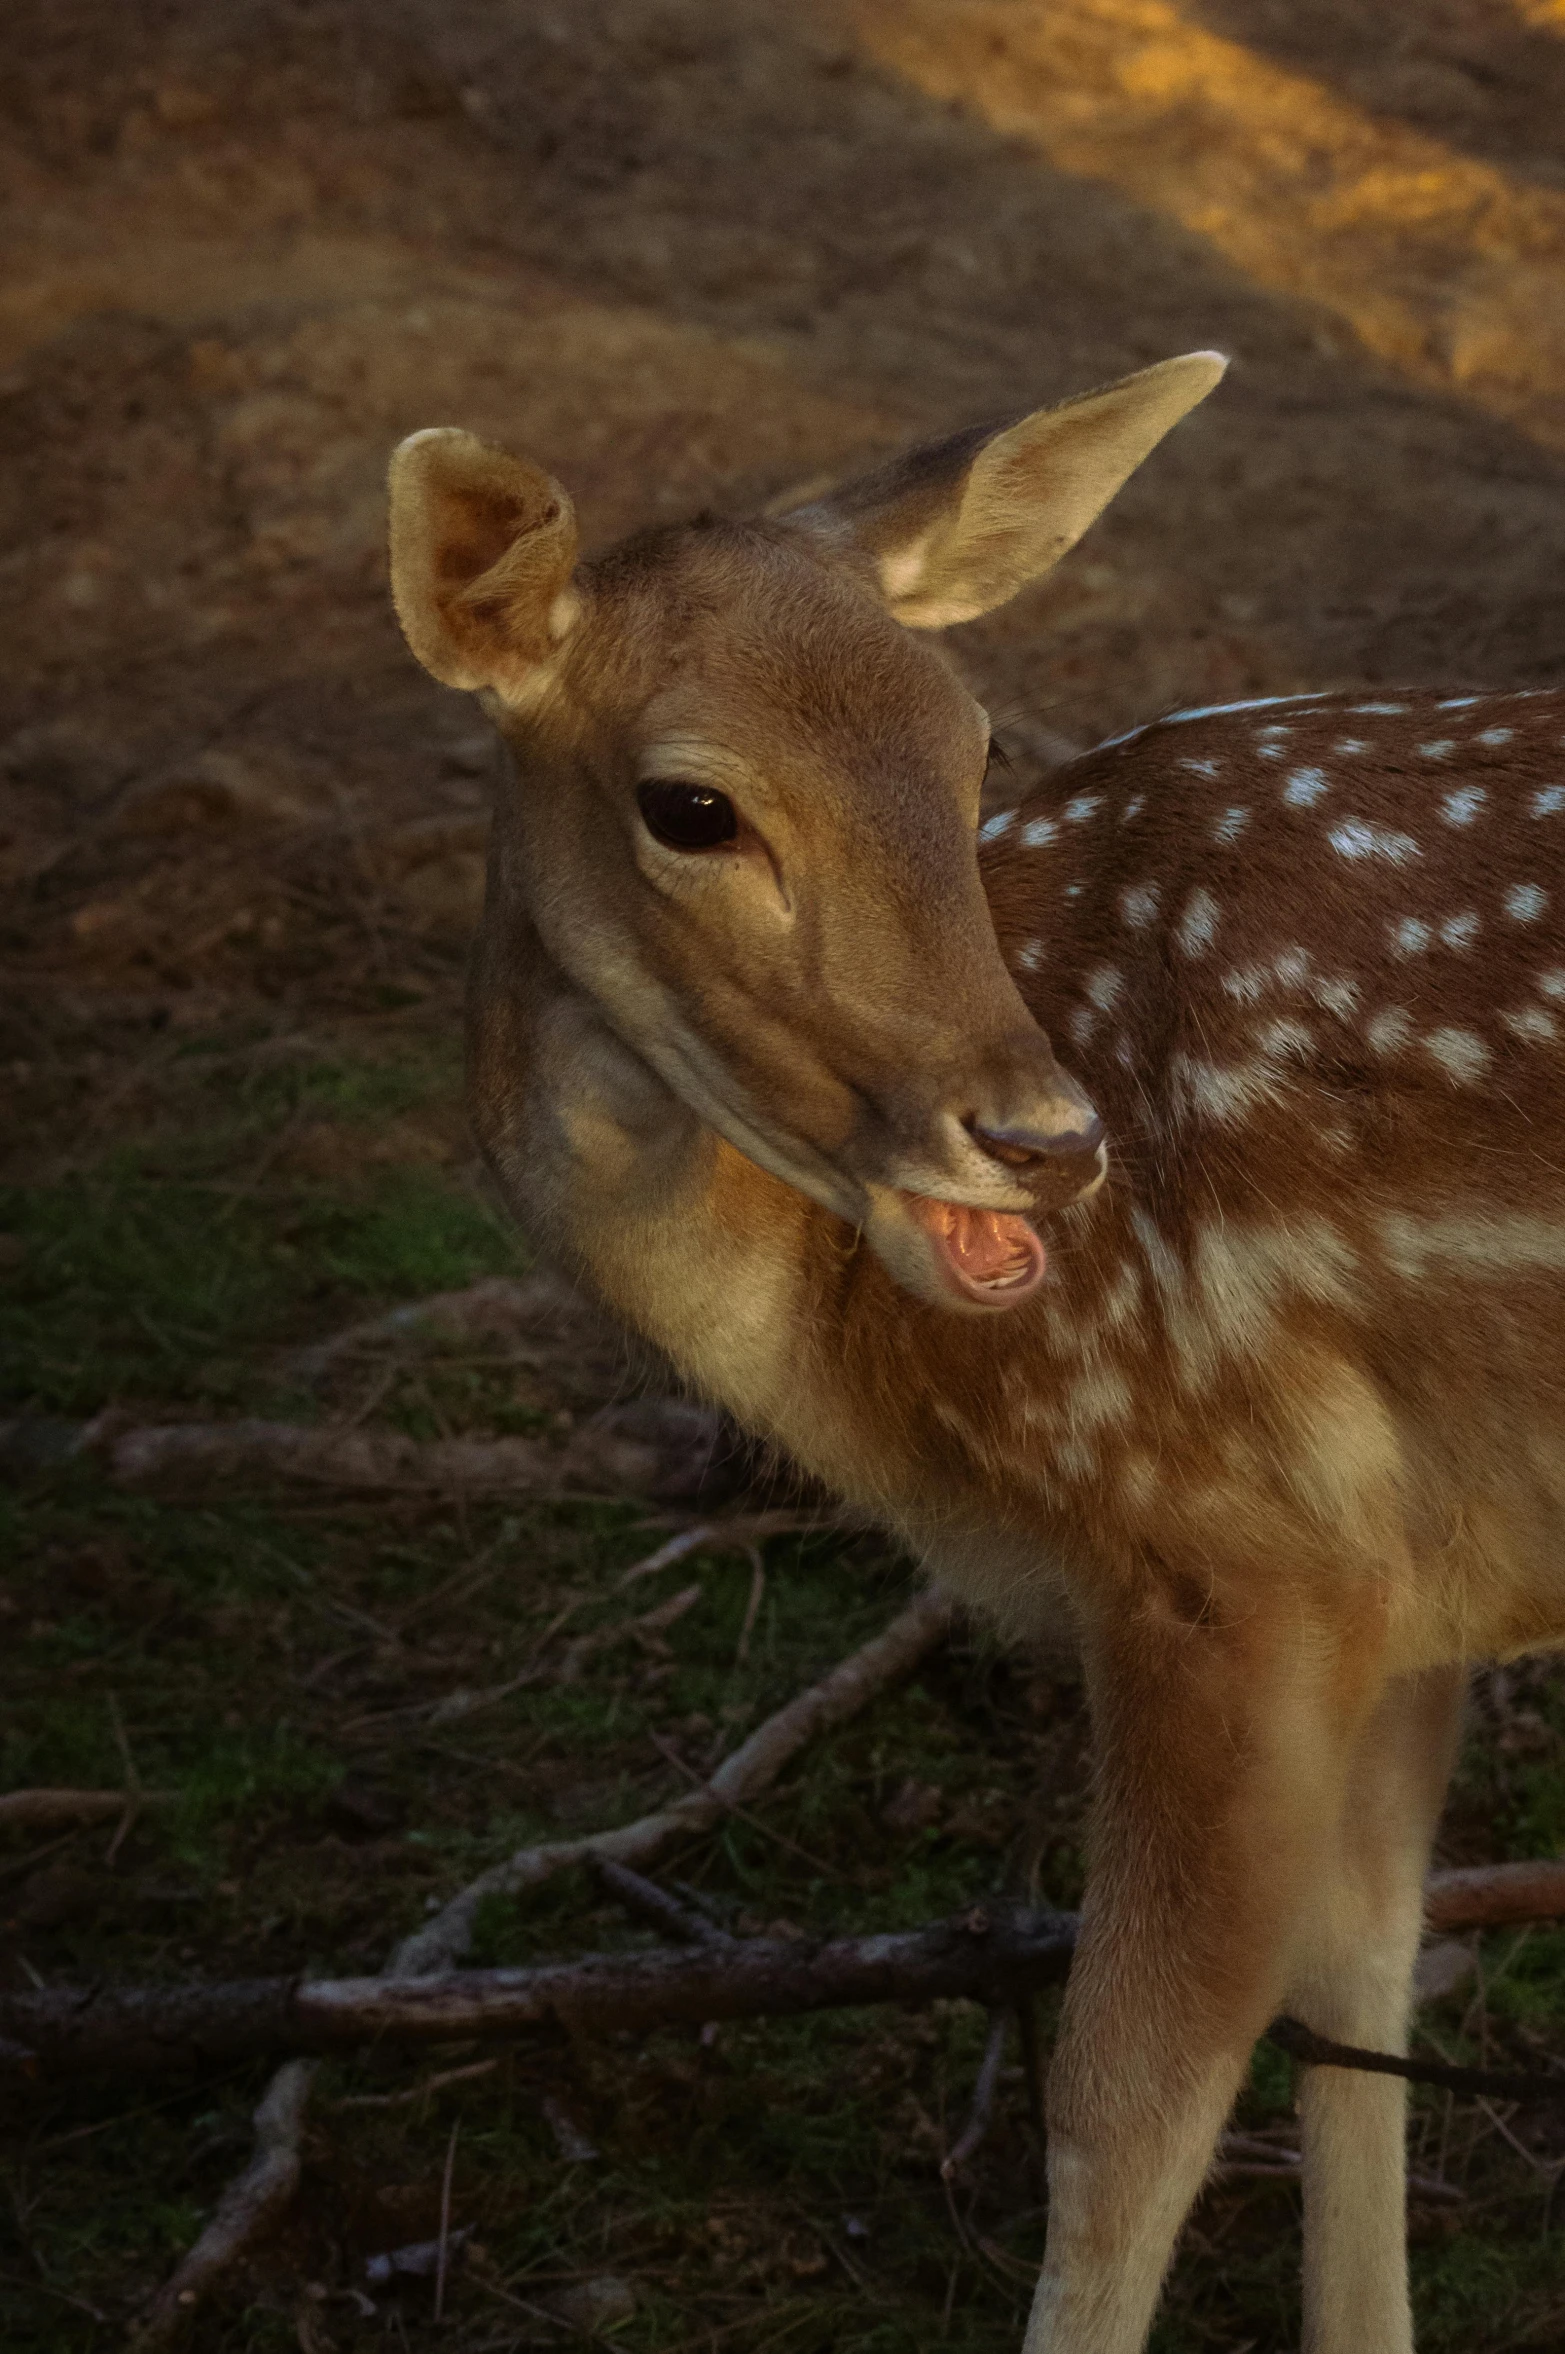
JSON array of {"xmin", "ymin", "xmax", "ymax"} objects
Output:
[{"xmin": 386, "ymin": 358, "xmax": 1554, "ymax": 2352}]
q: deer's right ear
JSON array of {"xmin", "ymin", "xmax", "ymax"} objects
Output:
[{"xmin": 388, "ymin": 428, "xmax": 580, "ymax": 698}]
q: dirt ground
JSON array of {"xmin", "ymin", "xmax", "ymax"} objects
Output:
[{"xmin": 6, "ymin": 2, "xmax": 1565, "ymax": 2349}]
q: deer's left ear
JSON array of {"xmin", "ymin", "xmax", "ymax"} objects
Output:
[
  {"xmin": 388, "ymin": 428, "xmax": 580, "ymax": 697},
  {"xmin": 782, "ymin": 351, "xmax": 1227, "ymax": 630}
]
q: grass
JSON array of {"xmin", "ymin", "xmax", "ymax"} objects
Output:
[
  {"xmin": 4, "ymin": 1032, "xmax": 1565, "ymax": 2351},
  {"xmin": 0, "ymin": 1040, "xmax": 517, "ymax": 1417}
]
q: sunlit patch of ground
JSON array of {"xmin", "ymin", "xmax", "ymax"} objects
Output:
[{"xmin": 852, "ymin": 0, "xmax": 1565, "ymax": 449}]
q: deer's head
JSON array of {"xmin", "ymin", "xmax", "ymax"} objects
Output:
[{"xmin": 388, "ymin": 352, "xmax": 1225, "ymax": 1313}]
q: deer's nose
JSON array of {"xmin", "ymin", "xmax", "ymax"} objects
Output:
[{"xmin": 967, "ymin": 1110, "xmax": 1105, "ymax": 1169}]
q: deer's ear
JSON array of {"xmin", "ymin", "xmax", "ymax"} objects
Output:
[
  {"xmin": 388, "ymin": 428, "xmax": 580, "ymax": 696},
  {"xmin": 784, "ymin": 352, "xmax": 1227, "ymax": 630}
]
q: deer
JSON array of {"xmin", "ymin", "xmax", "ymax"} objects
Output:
[{"xmin": 385, "ymin": 348, "xmax": 1565, "ymax": 2354}]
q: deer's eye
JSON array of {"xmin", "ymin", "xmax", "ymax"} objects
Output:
[{"xmin": 637, "ymin": 781, "xmax": 738, "ymax": 851}]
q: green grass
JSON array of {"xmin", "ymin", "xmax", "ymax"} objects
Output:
[{"xmin": 0, "ymin": 1042, "xmax": 518, "ymax": 1416}]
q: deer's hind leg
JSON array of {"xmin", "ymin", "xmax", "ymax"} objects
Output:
[{"xmin": 1284, "ymin": 1663, "xmax": 1466, "ymax": 2354}]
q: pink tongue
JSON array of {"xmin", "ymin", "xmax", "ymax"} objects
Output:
[{"xmin": 905, "ymin": 1197, "xmax": 1046, "ymax": 1294}]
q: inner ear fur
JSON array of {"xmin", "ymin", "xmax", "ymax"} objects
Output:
[
  {"xmin": 388, "ymin": 427, "xmax": 580, "ymax": 694},
  {"xmin": 784, "ymin": 350, "xmax": 1228, "ymax": 629}
]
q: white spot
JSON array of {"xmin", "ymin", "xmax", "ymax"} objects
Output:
[
  {"xmin": 1055, "ymin": 1438, "xmax": 1098, "ymax": 1483},
  {"xmin": 1312, "ymin": 976, "xmax": 1361, "ymax": 1019},
  {"xmin": 1503, "ymin": 1006, "xmax": 1558, "ymax": 1044},
  {"xmin": 1366, "ymin": 1006, "xmax": 1413, "ymax": 1055},
  {"xmin": 1122, "ymin": 796, "xmax": 1145, "ymax": 822},
  {"xmin": 1213, "ymin": 806, "xmax": 1249, "ymax": 843},
  {"xmin": 1439, "ymin": 910, "xmax": 1480, "ymax": 951},
  {"xmin": 1438, "ymin": 697, "xmax": 1481, "ymax": 711},
  {"xmin": 1352, "ymin": 702, "xmax": 1406, "ymax": 715},
  {"xmin": 1256, "ymin": 724, "xmax": 1292, "ymax": 739},
  {"xmin": 1390, "ymin": 916, "xmax": 1431, "ymax": 957},
  {"xmin": 979, "ymin": 809, "xmax": 1017, "ymax": 841},
  {"xmin": 1100, "ymin": 1259, "xmax": 1144, "ymax": 1330},
  {"xmin": 1115, "ymin": 1033, "xmax": 1134, "ymax": 1068},
  {"xmin": 1065, "ymin": 882, "xmax": 1083, "ymax": 899},
  {"xmin": 1380, "ymin": 1209, "xmax": 1565, "ymax": 1283},
  {"xmin": 1066, "ymin": 1368, "xmax": 1136, "ymax": 1434},
  {"xmin": 1067, "ymin": 1006, "xmax": 1097, "ymax": 1049},
  {"xmin": 1333, "ymin": 738, "xmax": 1369, "ymax": 755},
  {"xmin": 1418, "ymin": 740, "xmax": 1456, "ymax": 759},
  {"xmin": 1222, "ymin": 964, "xmax": 1268, "ymax": 1004},
  {"xmin": 1255, "ymin": 1017, "xmax": 1313, "ymax": 1061},
  {"xmin": 1064, "ymin": 794, "xmax": 1102, "ymax": 824},
  {"xmin": 1425, "ymin": 1028, "xmax": 1490, "ymax": 1085},
  {"xmin": 1178, "ymin": 758, "xmax": 1220, "ymax": 778},
  {"xmin": 1477, "ymin": 727, "xmax": 1513, "ymax": 747},
  {"xmin": 1534, "ymin": 787, "xmax": 1565, "ymax": 817},
  {"xmin": 1120, "ymin": 883, "xmax": 1160, "ymax": 929},
  {"xmin": 1283, "ymin": 766, "xmax": 1329, "ymax": 806},
  {"xmin": 1274, "ymin": 947, "xmax": 1311, "ymax": 987},
  {"xmin": 1539, "ymin": 971, "xmax": 1565, "ymax": 1001},
  {"xmin": 1169, "ymin": 1053, "xmax": 1279, "ymax": 1125},
  {"xmin": 1506, "ymin": 883, "xmax": 1548, "ymax": 923},
  {"xmin": 1085, "ymin": 965, "xmax": 1124, "ymax": 1012},
  {"xmin": 1440, "ymin": 786, "xmax": 1485, "ymax": 825},
  {"xmin": 1021, "ymin": 817, "xmax": 1058, "ymax": 849},
  {"xmin": 1176, "ymin": 887, "xmax": 1220, "ymax": 958},
  {"xmin": 1014, "ymin": 938, "xmax": 1044, "ymax": 972},
  {"xmin": 1328, "ymin": 818, "xmax": 1421, "ymax": 864}
]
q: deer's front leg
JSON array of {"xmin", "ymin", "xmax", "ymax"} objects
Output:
[{"xmin": 1025, "ymin": 1578, "xmax": 1388, "ymax": 2354}]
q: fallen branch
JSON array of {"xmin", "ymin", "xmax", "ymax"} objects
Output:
[
  {"xmin": 1425, "ymin": 1858, "xmax": 1565, "ymax": 1932},
  {"xmin": 393, "ymin": 1582, "xmax": 955, "ymax": 1974},
  {"xmin": 128, "ymin": 2059, "xmax": 313, "ymax": 2348},
  {"xmin": 284, "ymin": 1269, "xmax": 640, "ymax": 1406},
  {"xmin": 0, "ymin": 1908, "xmax": 1078, "ymax": 2081},
  {"xmin": 0, "ymin": 1789, "xmax": 172, "ymax": 1833},
  {"xmin": 7, "ymin": 1856, "xmax": 1565, "ymax": 2092},
  {"xmin": 48, "ymin": 1399, "xmax": 727, "ymax": 1504}
]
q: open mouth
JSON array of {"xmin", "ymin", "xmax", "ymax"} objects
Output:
[{"xmin": 901, "ymin": 1194, "xmax": 1047, "ymax": 1307}]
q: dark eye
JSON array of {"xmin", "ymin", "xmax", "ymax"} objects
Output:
[{"xmin": 637, "ymin": 780, "xmax": 738, "ymax": 851}]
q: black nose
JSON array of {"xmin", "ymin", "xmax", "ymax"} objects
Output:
[{"xmin": 969, "ymin": 1113, "xmax": 1105, "ymax": 1169}]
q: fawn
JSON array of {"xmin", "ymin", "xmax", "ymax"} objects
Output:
[{"xmin": 387, "ymin": 351, "xmax": 1565, "ymax": 2353}]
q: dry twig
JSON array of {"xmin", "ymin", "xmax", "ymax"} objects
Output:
[
  {"xmin": 128, "ymin": 2060, "xmax": 313, "ymax": 2348},
  {"xmin": 941, "ymin": 2009, "xmax": 1010, "ymax": 2181},
  {"xmin": 591, "ymin": 1858, "xmax": 734, "ymax": 1947},
  {"xmin": 557, "ymin": 1582, "xmax": 702, "ymax": 1682},
  {"xmin": 434, "ymin": 2120, "xmax": 460, "ymax": 2324},
  {"xmin": 614, "ymin": 1510, "xmax": 837, "ymax": 1590},
  {"xmin": 393, "ymin": 1583, "xmax": 955, "ymax": 1975}
]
